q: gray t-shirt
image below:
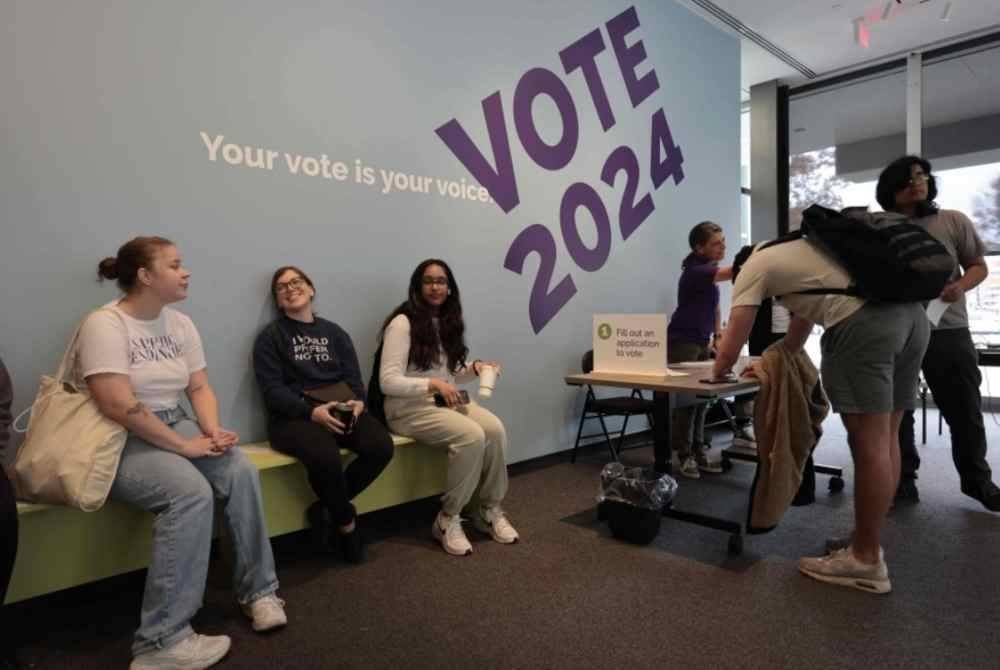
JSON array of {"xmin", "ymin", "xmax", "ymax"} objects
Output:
[{"xmin": 912, "ymin": 209, "xmax": 986, "ymax": 330}]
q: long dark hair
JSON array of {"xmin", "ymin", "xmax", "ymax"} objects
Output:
[
  {"xmin": 97, "ymin": 236, "xmax": 175, "ymax": 293},
  {"xmin": 875, "ymin": 155, "xmax": 939, "ymax": 216},
  {"xmin": 380, "ymin": 259, "xmax": 468, "ymax": 373}
]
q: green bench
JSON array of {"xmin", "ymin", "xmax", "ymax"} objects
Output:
[{"xmin": 5, "ymin": 435, "xmax": 447, "ymax": 604}]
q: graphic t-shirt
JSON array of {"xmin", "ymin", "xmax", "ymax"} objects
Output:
[
  {"xmin": 253, "ymin": 315, "xmax": 366, "ymax": 421},
  {"xmin": 77, "ymin": 303, "xmax": 206, "ymax": 411}
]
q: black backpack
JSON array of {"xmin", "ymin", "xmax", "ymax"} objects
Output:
[
  {"xmin": 366, "ymin": 342, "xmax": 387, "ymax": 425},
  {"xmin": 765, "ymin": 204, "xmax": 955, "ymax": 303}
]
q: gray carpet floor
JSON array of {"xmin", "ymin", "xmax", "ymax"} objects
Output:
[{"xmin": 7, "ymin": 408, "xmax": 1000, "ymax": 669}]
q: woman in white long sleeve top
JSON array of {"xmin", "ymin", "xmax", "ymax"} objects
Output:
[{"xmin": 379, "ymin": 259, "xmax": 518, "ymax": 556}]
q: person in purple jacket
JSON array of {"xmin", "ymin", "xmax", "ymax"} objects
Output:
[{"xmin": 664, "ymin": 222, "xmax": 734, "ymax": 478}]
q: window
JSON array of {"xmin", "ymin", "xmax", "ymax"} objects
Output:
[{"xmin": 923, "ymin": 42, "xmax": 1000, "ymax": 348}]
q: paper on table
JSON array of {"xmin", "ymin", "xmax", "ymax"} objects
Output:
[{"xmin": 926, "ymin": 299, "xmax": 950, "ymax": 327}]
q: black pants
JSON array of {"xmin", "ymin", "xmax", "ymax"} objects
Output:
[
  {"xmin": 269, "ymin": 412, "xmax": 394, "ymax": 526},
  {"xmin": 899, "ymin": 327, "xmax": 993, "ymax": 490},
  {"xmin": 1, "ymin": 472, "xmax": 18, "ymax": 658}
]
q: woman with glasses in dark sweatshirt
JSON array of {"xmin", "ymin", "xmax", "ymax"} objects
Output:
[{"xmin": 253, "ymin": 266, "xmax": 394, "ymax": 563}]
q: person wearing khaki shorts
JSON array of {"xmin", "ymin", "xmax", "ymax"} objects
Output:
[{"xmin": 379, "ymin": 259, "xmax": 519, "ymax": 556}]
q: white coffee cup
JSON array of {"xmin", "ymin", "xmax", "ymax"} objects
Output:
[{"xmin": 478, "ymin": 364, "xmax": 498, "ymax": 399}]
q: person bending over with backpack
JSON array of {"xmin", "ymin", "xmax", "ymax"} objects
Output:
[
  {"xmin": 81, "ymin": 237, "xmax": 286, "ymax": 669},
  {"xmin": 253, "ymin": 266, "xmax": 394, "ymax": 563},
  {"xmin": 664, "ymin": 221, "xmax": 734, "ymax": 478},
  {"xmin": 875, "ymin": 156, "xmax": 997, "ymax": 511},
  {"xmin": 378, "ymin": 259, "xmax": 518, "ymax": 556},
  {"xmin": 714, "ymin": 236, "xmax": 929, "ymax": 594}
]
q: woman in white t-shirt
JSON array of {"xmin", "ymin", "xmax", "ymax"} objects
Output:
[
  {"xmin": 378, "ymin": 259, "xmax": 518, "ymax": 557},
  {"xmin": 78, "ymin": 237, "xmax": 286, "ymax": 670}
]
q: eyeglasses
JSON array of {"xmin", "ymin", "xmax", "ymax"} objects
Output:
[
  {"xmin": 908, "ymin": 173, "xmax": 929, "ymax": 186},
  {"xmin": 422, "ymin": 277, "xmax": 449, "ymax": 287},
  {"xmin": 275, "ymin": 277, "xmax": 307, "ymax": 294}
]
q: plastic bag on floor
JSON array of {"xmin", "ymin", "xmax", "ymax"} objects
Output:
[
  {"xmin": 597, "ymin": 463, "xmax": 677, "ymax": 544},
  {"xmin": 598, "ymin": 462, "xmax": 677, "ymax": 510}
]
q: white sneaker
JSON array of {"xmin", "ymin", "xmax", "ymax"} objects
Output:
[
  {"xmin": 732, "ymin": 427, "xmax": 757, "ymax": 450},
  {"xmin": 432, "ymin": 512, "xmax": 473, "ymax": 556},
  {"xmin": 696, "ymin": 454, "xmax": 724, "ymax": 474},
  {"xmin": 129, "ymin": 633, "xmax": 231, "ymax": 670},
  {"xmin": 474, "ymin": 506, "xmax": 520, "ymax": 544},
  {"xmin": 241, "ymin": 593, "xmax": 287, "ymax": 632},
  {"xmin": 798, "ymin": 547, "xmax": 891, "ymax": 594},
  {"xmin": 679, "ymin": 457, "xmax": 700, "ymax": 479}
]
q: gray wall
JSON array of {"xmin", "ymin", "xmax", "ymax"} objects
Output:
[{"xmin": 0, "ymin": 1, "xmax": 740, "ymax": 463}]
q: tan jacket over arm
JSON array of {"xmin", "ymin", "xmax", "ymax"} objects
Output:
[{"xmin": 748, "ymin": 340, "xmax": 830, "ymax": 532}]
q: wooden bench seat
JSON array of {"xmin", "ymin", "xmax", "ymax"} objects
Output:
[{"xmin": 6, "ymin": 434, "xmax": 446, "ymax": 604}]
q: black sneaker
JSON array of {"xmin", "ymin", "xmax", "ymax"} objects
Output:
[
  {"xmin": 307, "ymin": 501, "xmax": 335, "ymax": 555},
  {"xmin": 961, "ymin": 481, "xmax": 1000, "ymax": 512},
  {"xmin": 894, "ymin": 478, "xmax": 919, "ymax": 504},
  {"xmin": 339, "ymin": 526, "xmax": 366, "ymax": 564}
]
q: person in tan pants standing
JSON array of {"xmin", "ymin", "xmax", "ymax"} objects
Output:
[{"xmin": 379, "ymin": 259, "xmax": 518, "ymax": 556}]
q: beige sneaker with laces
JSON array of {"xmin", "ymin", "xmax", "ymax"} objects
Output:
[
  {"xmin": 474, "ymin": 506, "xmax": 520, "ymax": 544},
  {"xmin": 432, "ymin": 511, "xmax": 473, "ymax": 556},
  {"xmin": 679, "ymin": 457, "xmax": 701, "ymax": 479},
  {"xmin": 241, "ymin": 594, "xmax": 287, "ymax": 632},
  {"xmin": 129, "ymin": 633, "xmax": 231, "ymax": 670},
  {"xmin": 798, "ymin": 547, "xmax": 891, "ymax": 594}
]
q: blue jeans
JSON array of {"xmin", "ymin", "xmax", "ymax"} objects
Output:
[{"xmin": 110, "ymin": 407, "xmax": 278, "ymax": 655}]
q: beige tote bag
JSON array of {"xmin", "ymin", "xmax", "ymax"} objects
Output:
[{"xmin": 13, "ymin": 309, "xmax": 128, "ymax": 511}]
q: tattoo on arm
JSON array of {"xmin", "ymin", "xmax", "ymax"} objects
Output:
[{"xmin": 126, "ymin": 401, "xmax": 148, "ymax": 417}]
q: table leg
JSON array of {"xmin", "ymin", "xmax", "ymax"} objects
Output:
[
  {"xmin": 652, "ymin": 390, "xmax": 744, "ymax": 554},
  {"xmin": 652, "ymin": 391, "xmax": 674, "ymax": 473}
]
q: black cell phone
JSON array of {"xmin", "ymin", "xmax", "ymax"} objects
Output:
[
  {"xmin": 699, "ymin": 376, "xmax": 738, "ymax": 385},
  {"xmin": 434, "ymin": 390, "xmax": 470, "ymax": 406}
]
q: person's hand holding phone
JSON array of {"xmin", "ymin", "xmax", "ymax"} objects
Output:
[
  {"xmin": 347, "ymin": 399, "xmax": 365, "ymax": 418},
  {"xmin": 312, "ymin": 402, "xmax": 348, "ymax": 434},
  {"xmin": 430, "ymin": 378, "xmax": 464, "ymax": 408}
]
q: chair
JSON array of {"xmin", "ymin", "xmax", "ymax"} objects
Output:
[{"xmin": 571, "ymin": 350, "xmax": 655, "ymax": 463}]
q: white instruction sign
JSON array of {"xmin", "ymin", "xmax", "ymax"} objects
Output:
[{"xmin": 593, "ymin": 314, "xmax": 668, "ymax": 375}]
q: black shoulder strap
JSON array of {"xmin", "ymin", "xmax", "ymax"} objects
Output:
[
  {"xmin": 758, "ymin": 229, "xmax": 803, "ymax": 252},
  {"xmin": 366, "ymin": 341, "xmax": 388, "ymax": 425}
]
